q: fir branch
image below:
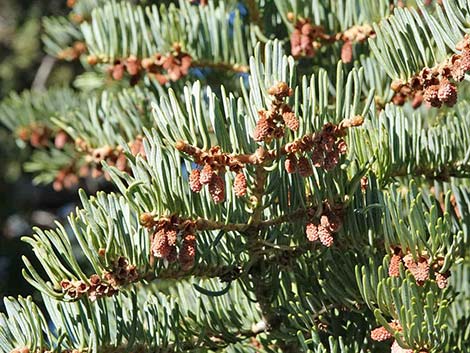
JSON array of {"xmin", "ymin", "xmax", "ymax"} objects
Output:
[{"xmin": 81, "ymin": 0, "xmax": 255, "ymax": 85}]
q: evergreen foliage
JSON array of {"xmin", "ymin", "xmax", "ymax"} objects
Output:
[{"xmin": 0, "ymin": 0, "xmax": 469, "ymax": 352}]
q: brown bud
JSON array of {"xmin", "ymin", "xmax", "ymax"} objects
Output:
[
  {"xmin": 391, "ymin": 80, "xmax": 404, "ymax": 92},
  {"xmin": 341, "ymin": 40, "xmax": 353, "ymax": 63},
  {"xmin": 125, "ymin": 56, "xmax": 140, "ymax": 76},
  {"xmin": 371, "ymin": 326, "xmax": 393, "ymax": 342},
  {"xmin": 208, "ymin": 174, "xmax": 225, "ymax": 204},
  {"xmin": 306, "ymin": 223, "xmax": 319, "ymax": 242},
  {"xmin": 111, "ymin": 62, "xmax": 125, "ymax": 80},
  {"xmin": 189, "ymin": 169, "xmax": 203, "ymax": 192},
  {"xmin": 200, "ymin": 164, "xmax": 214, "ymax": 185},
  {"xmin": 267, "ymin": 81, "xmax": 292, "ymax": 98},
  {"xmin": 141, "ymin": 57, "xmax": 155, "ymax": 70},
  {"xmin": 233, "ymin": 172, "xmax": 247, "ymax": 197},
  {"xmin": 282, "ymin": 111, "xmax": 299, "ymax": 131},
  {"xmin": 152, "ymin": 232, "xmax": 173, "ymax": 259},
  {"xmin": 360, "ymin": 176, "xmax": 368, "ymax": 192},
  {"xmin": 166, "ymin": 229, "xmax": 178, "ymax": 246},
  {"xmin": 179, "ymin": 233, "xmax": 196, "ymax": 270},
  {"xmin": 297, "ymin": 156, "xmax": 313, "ymax": 177},
  {"xmin": 423, "ymin": 85, "xmax": 442, "ymax": 108},
  {"xmin": 253, "ymin": 114, "xmax": 271, "ymax": 142},
  {"xmin": 318, "ymin": 225, "xmax": 334, "ymax": 247},
  {"xmin": 87, "ymin": 55, "xmax": 98, "ymax": 66},
  {"xmin": 336, "ymin": 139, "xmax": 347, "ymax": 155},
  {"xmin": 389, "ymin": 254, "xmax": 401, "ymax": 277},
  {"xmin": 411, "ymin": 91, "xmax": 424, "ymax": 109},
  {"xmin": 140, "ymin": 212, "xmax": 155, "ymax": 227},
  {"xmin": 60, "ymin": 280, "xmax": 72, "ymax": 290},
  {"xmin": 54, "ymin": 130, "xmax": 69, "ymax": 149},
  {"xmin": 89, "ymin": 274, "xmax": 101, "ymax": 286},
  {"xmin": 435, "ymin": 272, "xmax": 449, "ymax": 289},
  {"xmin": 285, "ymin": 154, "xmax": 297, "ymax": 174},
  {"xmin": 438, "ymin": 80, "xmax": 457, "ymax": 107}
]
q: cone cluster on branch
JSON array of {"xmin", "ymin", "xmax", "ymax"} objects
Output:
[
  {"xmin": 17, "ymin": 125, "xmax": 71, "ymax": 151},
  {"xmin": 289, "ymin": 16, "xmax": 374, "ymax": 63},
  {"xmin": 289, "ymin": 18, "xmax": 328, "ymax": 58},
  {"xmin": 371, "ymin": 321, "xmax": 429, "ymax": 353},
  {"xmin": 253, "ymin": 81, "xmax": 299, "ymax": 142},
  {"xmin": 339, "ymin": 24, "xmax": 375, "ymax": 63},
  {"xmin": 140, "ymin": 213, "xmax": 197, "ymax": 271},
  {"xmin": 283, "ymin": 115, "xmax": 363, "ymax": 175},
  {"xmin": 178, "ymin": 83, "xmax": 363, "ymax": 204},
  {"xmin": 189, "ymin": 164, "xmax": 227, "ymax": 204},
  {"xmin": 53, "ymin": 166, "xmax": 79, "ymax": 191},
  {"xmin": 305, "ymin": 201, "xmax": 343, "ymax": 247},
  {"xmin": 392, "ymin": 35, "xmax": 470, "ymax": 108},
  {"xmin": 60, "ymin": 256, "xmax": 139, "ymax": 301},
  {"xmin": 88, "ymin": 44, "xmax": 192, "ymax": 86},
  {"xmin": 15, "ymin": 125, "xmax": 79, "ymax": 191},
  {"xmin": 76, "ymin": 136, "xmax": 146, "ymax": 179},
  {"xmin": 57, "ymin": 41, "xmax": 87, "ymax": 61},
  {"xmin": 16, "ymin": 124, "xmax": 53, "ymax": 148},
  {"xmin": 388, "ymin": 247, "xmax": 449, "ymax": 288},
  {"xmin": 51, "ymin": 137, "xmax": 145, "ymax": 191},
  {"xmin": 370, "ymin": 320, "xmax": 402, "ymax": 342},
  {"xmin": 176, "ymin": 142, "xmax": 256, "ymax": 203}
]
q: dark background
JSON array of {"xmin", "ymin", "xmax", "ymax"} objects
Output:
[{"xmin": 0, "ymin": 0, "xmax": 81, "ymax": 305}]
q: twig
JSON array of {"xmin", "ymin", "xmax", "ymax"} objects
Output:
[
  {"xmin": 192, "ymin": 60, "xmax": 249, "ymax": 73},
  {"xmin": 31, "ymin": 55, "xmax": 56, "ymax": 91}
]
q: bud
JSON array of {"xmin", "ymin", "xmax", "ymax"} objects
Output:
[
  {"xmin": 403, "ymin": 255, "xmax": 429, "ymax": 283},
  {"xmin": 199, "ymin": 164, "xmax": 214, "ymax": 184},
  {"xmin": 152, "ymin": 231, "xmax": 172, "ymax": 258},
  {"xmin": 179, "ymin": 234, "xmax": 196, "ymax": 270},
  {"xmin": 360, "ymin": 176, "xmax": 368, "ymax": 192},
  {"xmin": 253, "ymin": 114, "xmax": 271, "ymax": 142},
  {"xmin": 285, "ymin": 154, "xmax": 297, "ymax": 174},
  {"xmin": 437, "ymin": 80, "xmax": 458, "ymax": 107},
  {"xmin": 370, "ymin": 326, "xmax": 393, "ymax": 341},
  {"xmin": 208, "ymin": 175, "xmax": 225, "ymax": 204},
  {"xmin": 297, "ymin": 156, "xmax": 313, "ymax": 177},
  {"xmin": 435, "ymin": 272, "xmax": 449, "ymax": 289},
  {"xmin": 267, "ymin": 81, "xmax": 291, "ymax": 98},
  {"xmin": 423, "ymin": 85, "xmax": 442, "ymax": 108},
  {"xmin": 87, "ymin": 55, "xmax": 98, "ymax": 66},
  {"xmin": 391, "ymin": 340, "xmax": 413, "ymax": 353},
  {"xmin": 336, "ymin": 139, "xmax": 347, "ymax": 155},
  {"xmin": 166, "ymin": 229, "xmax": 178, "ymax": 246},
  {"xmin": 189, "ymin": 169, "xmax": 203, "ymax": 192},
  {"xmin": 140, "ymin": 212, "xmax": 155, "ymax": 227},
  {"xmin": 282, "ymin": 111, "xmax": 300, "ymax": 131},
  {"xmin": 54, "ymin": 130, "xmax": 69, "ymax": 149},
  {"xmin": 341, "ymin": 40, "xmax": 353, "ymax": 63},
  {"xmin": 411, "ymin": 91, "xmax": 424, "ymax": 109},
  {"xmin": 111, "ymin": 62, "xmax": 125, "ymax": 80},
  {"xmin": 318, "ymin": 225, "xmax": 334, "ymax": 247},
  {"xmin": 306, "ymin": 223, "xmax": 319, "ymax": 242},
  {"xmin": 141, "ymin": 57, "xmax": 155, "ymax": 70},
  {"xmin": 389, "ymin": 254, "xmax": 401, "ymax": 277},
  {"xmin": 125, "ymin": 56, "xmax": 140, "ymax": 76},
  {"xmin": 233, "ymin": 172, "xmax": 247, "ymax": 197}
]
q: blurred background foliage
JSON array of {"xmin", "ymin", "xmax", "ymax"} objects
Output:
[{"xmin": 0, "ymin": 0, "xmax": 82, "ymax": 305}]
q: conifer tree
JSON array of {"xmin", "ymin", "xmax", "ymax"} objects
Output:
[{"xmin": 1, "ymin": 0, "xmax": 470, "ymax": 352}]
